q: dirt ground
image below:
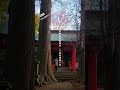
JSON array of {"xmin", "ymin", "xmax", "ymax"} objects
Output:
[{"xmin": 35, "ymin": 81, "xmax": 85, "ymax": 90}]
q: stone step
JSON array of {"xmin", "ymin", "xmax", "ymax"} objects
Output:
[
  {"xmin": 56, "ymin": 67, "xmax": 69, "ymax": 72},
  {"xmin": 54, "ymin": 72, "xmax": 77, "ymax": 80}
]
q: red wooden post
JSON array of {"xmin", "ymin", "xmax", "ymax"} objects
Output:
[
  {"xmin": 51, "ymin": 52, "xmax": 54, "ymax": 72},
  {"xmin": 88, "ymin": 52, "xmax": 97, "ymax": 90},
  {"xmin": 72, "ymin": 48, "xmax": 76, "ymax": 72},
  {"xmin": 52, "ymin": 64, "xmax": 54, "ymax": 72}
]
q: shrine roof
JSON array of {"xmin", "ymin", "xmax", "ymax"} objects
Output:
[
  {"xmin": 35, "ymin": 30, "xmax": 80, "ymax": 41},
  {"xmin": 51, "ymin": 30, "xmax": 79, "ymax": 41},
  {"xmin": 0, "ymin": 21, "xmax": 80, "ymax": 42}
]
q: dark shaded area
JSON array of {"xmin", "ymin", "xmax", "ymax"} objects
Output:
[{"xmin": 0, "ymin": 0, "xmax": 120, "ymax": 90}]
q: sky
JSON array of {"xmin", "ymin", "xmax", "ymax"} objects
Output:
[{"xmin": 35, "ymin": 0, "xmax": 81, "ymax": 30}]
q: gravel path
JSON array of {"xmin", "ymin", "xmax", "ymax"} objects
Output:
[{"xmin": 35, "ymin": 82, "xmax": 85, "ymax": 90}]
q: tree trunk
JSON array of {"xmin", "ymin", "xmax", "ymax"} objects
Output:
[
  {"xmin": 75, "ymin": 0, "xmax": 85, "ymax": 85},
  {"xmin": 104, "ymin": 0, "xmax": 120, "ymax": 90},
  {"xmin": 6, "ymin": 0, "xmax": 35, "ymax": 90},
  {"xmin": 108, "ymin": 0, "xmax": 120, "ymax": 90},
  {"xmin": 113, "ymin": 1, "xmax": 120, "ymax": 89},
  {"xmin": 37, "ymin": 0, "xmax": 57, "ymax": 86}
]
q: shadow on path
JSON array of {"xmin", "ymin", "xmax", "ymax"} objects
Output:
[{"xmin": 35, "ymin": 82, "xmax": 85, "ymax": 90}]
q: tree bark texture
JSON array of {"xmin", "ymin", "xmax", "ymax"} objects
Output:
[
  {"xmin": 37, "ymin": 0, "xmax": 57, "ymax": 87},
  {"xmin": 113, "ymin": 1, "xmax": 120, "ymax": 89},
  {"xmin": 6, "ymin": 0, "xmax": 35, "ymax": 90},
  {"xmin": 104, "ymin": 0, "xmax": 120, "ymax": 90},
  {"xmin": 76, "ymin": 0, "xmax": 85, "ymax": 84}
]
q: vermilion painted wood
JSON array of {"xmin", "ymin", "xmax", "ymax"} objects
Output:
[
  {"xmin": 72, "ymin": 48, "xmax": 76, "ymax": 72},
  {"xmin": 88, "ymin": 53, "xmax": 97, "ymax": 90},
  {"xmin": 52, "ymin": 64, "xmax": 54, "ymax": 72}
]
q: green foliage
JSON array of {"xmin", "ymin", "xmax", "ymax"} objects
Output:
[
  {"xmin": 0, "ymin": 0, "xmax": 9, "ymax": 23},
  {"xmin": 35, "ymin": 14, "xmax": 40, "ymax": 33}
]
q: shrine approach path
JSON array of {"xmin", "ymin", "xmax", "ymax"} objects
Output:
[{"xmin": 35, "ymin": 81, "xmax": 85, "ymax": 90}]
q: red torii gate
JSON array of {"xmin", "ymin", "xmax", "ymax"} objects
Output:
[{"xmin": 85, "ymin": 38, "xmax": 102, "ymax": 90}]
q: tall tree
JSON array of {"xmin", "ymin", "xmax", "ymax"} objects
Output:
[
  {"xmin": 6, "ymin": 0, "xmax": 35, "ymax": 90},
  {"xmin": 35, "ymin": 14, "xmax": 40, "ymax": 33},
  {"xmin": 37, "ymin": 0, "xmax": 57, "ymax": 87},
  {"xmin": 0, "ymin": 0, "xmax": 8, "ymax": 23},
  {"xmin": 104, "ymin": 0, "xmax": 120, "ymax": 90},
  {"xmin": 102, "ymin": 0, "xmax": 114, "ymax": 90},
  {"xmin": 75, "ymin": 0, "xmax": 85, "ymax": 85},
  {"xmin": 51, "ymin": 10, "xmax": 71, "ymax": 30},
  {"xmin": 112, "ymin": 0, "xmax": 120, "ymax": 90}
]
